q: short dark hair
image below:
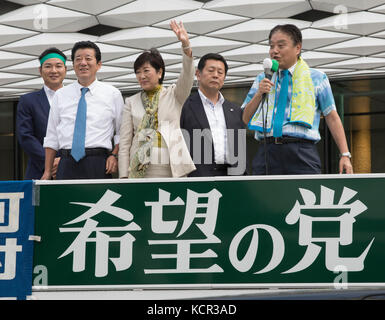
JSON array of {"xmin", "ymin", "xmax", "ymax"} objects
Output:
[
  {"xmin": 197, "ymin": 53, "xmax": 228, "ymax": 75},
  {"xmin": 134, "ymin": 48, "xmax": 165, "ymax": 84},
  {"xmin": 39, "ymin": 47, "xmax": 67, "ymax": 63},
  {"xmin": 71, "ymin": 41, "xmax": 101, "ymax": 63},
  {"xmin": 268, "ymin": 24, "xmax": 302, "ymax": 46}
]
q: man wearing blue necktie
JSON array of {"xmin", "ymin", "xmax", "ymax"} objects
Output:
[
  {"xmin": 42, "ymin": 41, "xmax": 124, "ymax": 180},
  {"xmin": 242, "ymin": 24, "xmax": 353, "ymax": 175}
]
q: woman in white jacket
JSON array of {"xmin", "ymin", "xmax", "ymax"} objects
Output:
[{"xmin": 118, "ymin": 20, "xmax": 196, "ymax": 178}]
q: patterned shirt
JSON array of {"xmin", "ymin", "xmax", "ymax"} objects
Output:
[{"xmin": 241, "ymin": 63, "xmax": 336, "ymax": 142}]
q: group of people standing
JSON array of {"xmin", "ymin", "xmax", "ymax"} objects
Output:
[{"xmin": 16, "ymin": 21, "xmax": 353, "ymax": 181}]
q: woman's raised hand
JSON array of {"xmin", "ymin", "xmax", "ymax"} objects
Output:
[{"xmin": 170, "ymin": 20, "xmax": 191, "ymax": 56}]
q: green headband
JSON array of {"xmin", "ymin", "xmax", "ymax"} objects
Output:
[{"xmin": 40, "ymin": 53, "xmax": 66, "ymax": 66}]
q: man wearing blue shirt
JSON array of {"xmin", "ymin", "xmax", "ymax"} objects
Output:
[{"xmin": 242, "ymin": 24, "xmax": 353, "ymax": 175}]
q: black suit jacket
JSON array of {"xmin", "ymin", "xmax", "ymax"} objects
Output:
[
  {"xmin": 180, "ymin": 92, "xmax": 246, "ymax": 177},
  {"xmin": 16, "ymin": 88, "xmax": 51, "ymax": 179}
]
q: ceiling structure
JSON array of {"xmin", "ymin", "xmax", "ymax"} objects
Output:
[{"xmin": 1, "ymin": 0, "xmax": 385, "ymax": 99}]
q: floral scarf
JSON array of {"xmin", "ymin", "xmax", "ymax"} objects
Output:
[{"xmin": 129, "ymin": 85, "xmax": 162, "ymax": 178}]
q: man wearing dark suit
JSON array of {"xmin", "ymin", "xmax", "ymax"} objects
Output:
[
  {"xmin": 16, "ymin": 47, "xmax": 67, "ymax": 179},
  {"xmin": 180, "ymin": 53, "xmax": 246, "ymax": 177}
]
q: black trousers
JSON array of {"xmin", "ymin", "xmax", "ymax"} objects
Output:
[
  {"xmin": 252, "ymin": 141, "xmax": 321, "ymax": 175},
  {"xmin": 56, "ymin": 149, "xmax": 112, "ymax": 180}
]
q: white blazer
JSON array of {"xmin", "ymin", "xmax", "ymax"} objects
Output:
[{"xmin": 118, "ymin": 51, "xmax": 196, "ymax": 178}]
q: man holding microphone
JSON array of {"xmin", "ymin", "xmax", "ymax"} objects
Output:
[{"xmin": 242, "ymin": 24, "xmax": 353, "ymax": 175}]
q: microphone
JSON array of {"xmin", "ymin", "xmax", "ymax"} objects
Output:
[
  {"xmin": 263, "ymin": 58, "xmax": 279, "ymax": 80},
  {"xmin": 260, "ymin": 58, "xmax": 278, "ymax": 176},
  {"xmin": 261, "ymin": 58, "xmax": 279, "ymax": 102}
]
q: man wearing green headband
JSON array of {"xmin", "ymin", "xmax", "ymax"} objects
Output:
[{"xmin": 16, "ymin": 47, "xmax": 67, "ymax": 180}]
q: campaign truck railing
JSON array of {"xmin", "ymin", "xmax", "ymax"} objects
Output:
[{"xmin": 29, "ymin": 174, "xmax": 385, "ymax": 293}]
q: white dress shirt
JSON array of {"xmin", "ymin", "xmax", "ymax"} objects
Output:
[
  {"xmin": 43, "ymin": 84, "xmax": 56, "ymax": 107},
  {"xmin": 44, "ymin": 79, "xmax": 124, "ymax": 151},
  {"xmin": 198, "ymin": 89, "xmax": 228, "ymax": 164}
]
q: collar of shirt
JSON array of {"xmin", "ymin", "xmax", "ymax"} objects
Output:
[
  {"xmin": 279, "ymin": 61, "xmax": 297, "ymax": 78},
  {"xmin": 43, "ymin": 84, "xmax": 58, "ymax": 107},
  {"xmin": 198, "ymin": 89, "xmax": 225, "ymax": 108},
  {"xmin": 43, "ymin": 84, "xmax": 56, "ymax": 98},
  {"xmin": 74, "ymin": 78, "xmax": 99, "ymax": 95}
]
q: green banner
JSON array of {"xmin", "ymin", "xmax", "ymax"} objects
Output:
[{"xmin": 33, "ymin": 175, "xmax": 385, "ymax": 289}]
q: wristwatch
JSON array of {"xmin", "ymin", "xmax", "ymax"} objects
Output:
[
  {"xmin": 340, "ymin": 152, "xmax": 351, "ymax": 158},
  {"xmin": 110, "ymin": 152, "xmax": 118, "ymax": 159}
]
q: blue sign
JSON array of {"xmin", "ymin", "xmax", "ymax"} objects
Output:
[{"xmin": 0, "ymin": 181, "xmax": 34, "ymax": 300}]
